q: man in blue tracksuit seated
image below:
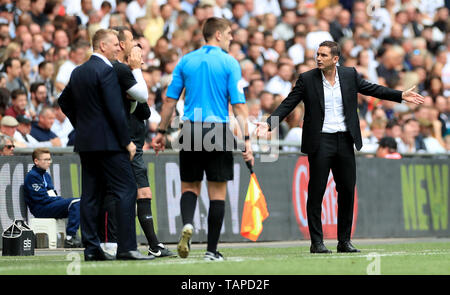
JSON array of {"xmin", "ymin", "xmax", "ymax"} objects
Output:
[{"xmin": 24, "ymin": 148, "xmax": 82, "ymax": 248}]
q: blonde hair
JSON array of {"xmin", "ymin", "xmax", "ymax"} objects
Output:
[
  {"xmin": 1, "ymin": 42, "xmax": 21, "ymax": 63},
  {"xmin": 91, "ymin": 29, "xmax": 118, "ymax": 50},
  {"xmin": 370, "ymin": 118, "xmax": 387, "ymax": 130}
]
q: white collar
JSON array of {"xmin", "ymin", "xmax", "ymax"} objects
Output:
[
  {"xmin": 321, "ymin": 68, "xmax": 339, "ymax": 84},
  {"xmin": 92, "ymin": 53, "xmax": 113, "ymax": 67}
]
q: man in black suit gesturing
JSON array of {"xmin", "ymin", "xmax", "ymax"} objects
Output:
[
  {"xmin": 256, "ymin": 41, "xmax": 424, "ymax": 254},
  {"xmin": 58, "ymin": 29, "xmax": 152, "ymax": 261}
]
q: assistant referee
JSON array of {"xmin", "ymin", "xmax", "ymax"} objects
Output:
[{"xmin": 152, "ymin": 17, "xmax": 254, "ymax": 261}]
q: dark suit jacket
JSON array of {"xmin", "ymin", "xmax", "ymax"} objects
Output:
[
  {"xmin": 267, "ymin": 66, "xmax": 403, "ymax": 154},
  {"xmin": 329, "ymin": 21, "xmax": 349, "ymax": 42},
  {"xmin": 58, "ymin": 55, "xmax": 131, "ymax": 152}
]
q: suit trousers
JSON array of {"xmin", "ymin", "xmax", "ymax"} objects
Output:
[
  {"xmin": 79, "ymin": 151, "xmax": 137, "ymax": 255},
  {"xmin": 307, "ymin": 132, "xmax": 356, "ymax": 244}
]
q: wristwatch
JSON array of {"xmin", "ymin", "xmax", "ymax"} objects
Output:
[{"xmin": 157, "ymin": 128, "xmax": 167, "ymax": 134}]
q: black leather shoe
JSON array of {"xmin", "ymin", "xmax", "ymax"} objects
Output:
[
  {"xmin": 116, "ymin": 250, "xmax": 155, "ymax": 260},
  {"xmin": 310, "ymin": 242, "xmax": 332, "ymax": 254},
  {"xmin": 337, "ymin": 241, "xmax": 360, "ymax": 253},
  {"xmin": 85, "ymin": 250, "xmax": 116, "ymax": 261}
]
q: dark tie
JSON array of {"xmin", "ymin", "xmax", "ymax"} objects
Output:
[
  {"xmin": 163, "ymin": 23, "xmax": 170, "ymax": 37},
  {"xmin": 21, "ymin": 132, "xmax": 29, "ymax": 142}
]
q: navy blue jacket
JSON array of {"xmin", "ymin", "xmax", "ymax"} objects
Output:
[
  {"xmin": 30, "ymin": 122, "xmax": 58, "ymax": 141},
  {"xmin": 23, "ymin": 165, "xmax": 62, "ymax": 212},
  {"xmin": 58, "ymin": 55, "xmax": 131, "ymax": 152}
]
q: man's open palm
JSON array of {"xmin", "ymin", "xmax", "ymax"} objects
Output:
[{"xmin": 402, "ymin": 85, "xmax": 425, "ymax": 105}]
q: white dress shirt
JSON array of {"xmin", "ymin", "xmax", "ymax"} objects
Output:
[
  {"xmin": 282, "ymin": 127, "xmax": 302, "ymax": 152},
  {"xmin": 125, "ymin": 1, "xmax": 147, "ymax": 25},
  {"xmin": 14, "ymin": 130, "xmax": 53, "ymax": 148},
  {"xmin": 288, "ymin": 43, "xmax": 305, "ymax": 66},
  {"xmin": 321, "ymin": 70, "xmax": 347, "ymax": 133},
  {"xmin": 252, "ymin": 0, "xmax": 281, "ymax": 17},
  {"xmin": 306, "ymin": 31, "xmax": 334, "ymax": 51},
  {"xmin": 76, "ymin": 11, "xmax": 89, "ymax": 26},
  {"xmin": 93, "ymin": 0, "xmax": 116, "ymax": 12},
  {"xmin": 63, "ymin": 0, "xmax": 81, "ymax": 16},
  {"xmin": 265, "ymin": 75, "xmax": 292, "ymax": 98},
  {"xmin": 55, "ymin": 60, "xmax": 77, "ymax": 85},
  {"xmin": 51, "ymin": 117, "xmax": 74, "ymax": 147}
]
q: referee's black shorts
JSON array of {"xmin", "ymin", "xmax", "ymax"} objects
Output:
[
  {"xmin": 179, "ymin": 150, "xmax": 234, "ymax": 182},
  {"xmin": 177, "ymin": 121, "xmax": 236, "ymax": 182},
  {"xmin": 130, "ymin": 147, "xmax": 149, "ymax": 188}
]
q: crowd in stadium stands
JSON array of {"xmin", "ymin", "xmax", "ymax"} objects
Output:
[{"xmin": 0, "ymin": 0, "xmax": 449, "ymax": 156}]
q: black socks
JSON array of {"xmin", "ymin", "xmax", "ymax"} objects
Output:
[
  {"xmin": 180, "ymin": 191, "xmax": 198, "ymax": 225},
  {"xmin": 207, "ymin": 200, "xmax": 225, "ymax": 254},
  {"xmin": 137, "ymin": 198, "xmax": 159, "ymax": 249},
  {"xmin": 180, "ymin": 192, "xmax": 225, "ymax": 254}
]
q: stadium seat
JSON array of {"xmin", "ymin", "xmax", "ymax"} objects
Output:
[
  {"xmin": 19, "ymin": 185, "xmax": 67, "ymax": 249},
  {"xmin": 28, "ymin": 218, "xmax": 66, "ymax": 249}
]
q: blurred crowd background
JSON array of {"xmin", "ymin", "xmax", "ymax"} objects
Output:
[{"xmin": 0, "ymin": 0, "xmax": 449, "ymax": 157}]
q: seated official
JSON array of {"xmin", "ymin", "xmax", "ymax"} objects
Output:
[{"xmin": 23, "ymin": 148, "xmax": 82, "ymax": 248}]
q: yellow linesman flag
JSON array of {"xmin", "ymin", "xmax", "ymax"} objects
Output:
[{"xmin": 240, "ymin": 173, "xmax": 269, "ymax": 241}]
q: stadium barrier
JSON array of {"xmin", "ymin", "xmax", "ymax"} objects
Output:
[{"xmin": 0, "ymin": 151, "xmax": 448, "ymax": 248}]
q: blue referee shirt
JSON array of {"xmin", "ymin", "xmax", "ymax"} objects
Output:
[{"xmin": 166, "ymin": 45, "xmax": 246, "ymax": 123}]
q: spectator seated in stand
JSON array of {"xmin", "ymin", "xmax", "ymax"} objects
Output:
[
  {"xmin": 14, "ymin": 114, "xmax": 57, "ymax": 148},
  {"xmin": 0, "ymin": 134, "xmax": 15, "ymax": 156},
  {"xmin": 30, "ymin": 106, "xmax": 62, "ymax": 146},
  {"xmin": 376, "ymin": 136, "xmax": 402, "ymax": 159},
  {"xmin": 0, "ymin": 0, "xmax": 446, "ymax": 158},
  {"xmin": 4, "ymin": 89, "xmax": 28, "ymax": 118},
  {"xmin": 0, "ymin": 115, "xmax": 27, "ymax": 148}
]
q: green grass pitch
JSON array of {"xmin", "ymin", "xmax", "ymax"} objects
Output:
[{"xmin": 1, "ymin": 241, "xmax": 450, "ymax": 275}]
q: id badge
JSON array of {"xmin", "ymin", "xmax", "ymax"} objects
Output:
[{"xmin": 47, "ymin": 190, "xmax": 57, "ymax": 197}]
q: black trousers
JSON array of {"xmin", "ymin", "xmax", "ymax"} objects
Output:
[
  {"xmin": 98, "ymin": 141, "xmax": 146, "ymax": 244},
  {"xmin": 307, "ymin": 132, "xmax": 356, "ymax": 244},
  {"xmin": 79, "ymin": 151, "xmax": 137, "ymax": 255},
  {"xmin": 98, "ymin": 192, "xmax": 118, "ymax": 244}
]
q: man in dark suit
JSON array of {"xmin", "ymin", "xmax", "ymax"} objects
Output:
[
  {"xmin": 58, "ymin": 29, "xmax": 152, "ymax": 261},
  {"xmin": 256, "ymin": 41, "xmax": 424, "ymax": 254},
  {"xmin": 329, "ymin": 9, "xmax": 352, "ymax": 42}
]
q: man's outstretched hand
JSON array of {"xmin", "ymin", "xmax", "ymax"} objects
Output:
[
  {"xmin": 254, "ymin": 122, "xmax": 271, "ymax": 139},
  {"xmin": 402, "ymin": 85, "xmax": 425, "ymax": 105}
]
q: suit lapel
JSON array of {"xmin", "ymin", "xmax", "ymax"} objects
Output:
[
  {"xmin": 314, "ymin": 68, "xmax": 325, "ymax": 113},
  {"xmin": 337, "ymin": 66, "xmax": 348, "ymax": 113}
]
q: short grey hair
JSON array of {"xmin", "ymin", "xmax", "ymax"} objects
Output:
[{"xmin": 0, "ymin": 134, "xmax": 13, "ymax": 150}]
